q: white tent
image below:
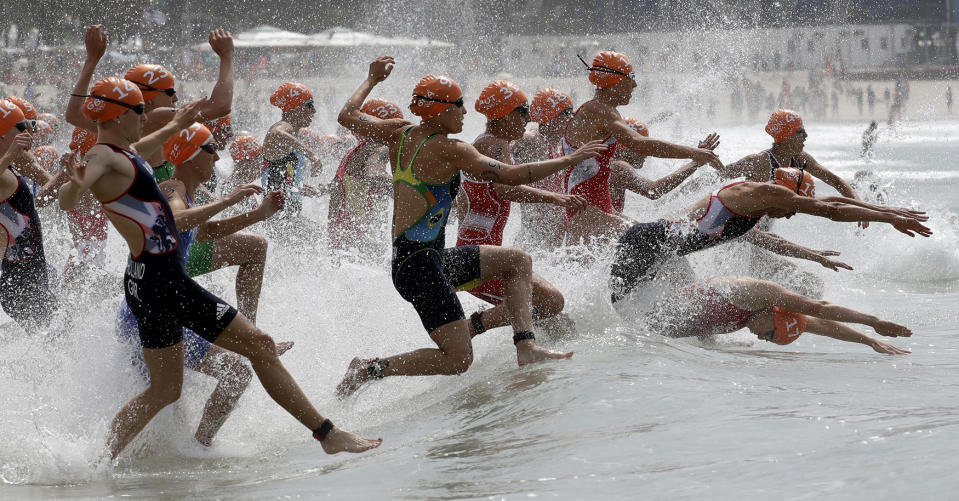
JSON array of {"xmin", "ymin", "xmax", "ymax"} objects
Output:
[
  {"xmin": 193, "ymin": 25, "xmax": 454, "ymax": 50},
  {"xmin": 194, "ymin": 25, "xmax": 312, "ymax": 49},
  {"xmin": 308, "ymin": 27, "xmax": 454, "ymax": 48}
]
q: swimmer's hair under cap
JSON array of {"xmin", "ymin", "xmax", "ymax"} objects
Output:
[
  {"xmin": 70, "ymin": 127, "xmax": 98, "ymax": 154},
  {"xmin": 361, "ymin": 98, "xmax": 404, "ymax": 120},
  {"xmin": 82, "ymin": 77, "xmax": 144, "ymax": 123},
  {"xmin": 230, "ymin": 135, "xmax": 262, "ymax": 163},
  {"xmin": 410, "ymin": 75, "xmax": 462, "ymax": 120},
  {"xmin": 530, "ymin": 88, "xmax": 573, "ymax": 124},
  {"xmin": 125, "ymin": 64, "xmax": 175, "ymax": 103},
  {"xmin": 623, "ymin": 117, "xmax": 649, "ymax": 137},
  {"xmin": 6, "ymin": 96, "xmax": 37, "ymax": 120},
  {"xmin": 587, "ymin": 51, "xmax": 634, "ymax": 89},
  {"xmin": 271, "ymin": 82, "xmax": 313, "ymax": 113},
  {"xmin": 163, "ymin": 122, "xmax": 213, "ymax": 166},
  {"xmin": 765, "ymin": 109, "xmax": 803, "ymax": 142},
  {"xmin": 475, "ymin": 80, "xmax": 527, "ymax": 120},
  {"xmin": 773, "ymin": 167, "xmax": 815, "ymax": 197},
  {"xmin": 770, "ymin": 307, "xmax": 807, "ymax": 345}
]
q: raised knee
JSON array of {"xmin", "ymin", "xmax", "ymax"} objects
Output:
[
  {"xmin": 543, "ymin": 290, "xmax": 565, "ymax": 317},
  {"xmin": 507, "ymin": 249, "xmax": 533, "ymax": 274},
  {"xmin": 147, "ymin": 382, "xmax": 182, "ymax": 407},
  {"xmin": 447, "ymin": 351, "xmax": 473, "ymax": 375},
  {"xmin": 245, "ymin": 333, "xmax": 278, "ymax": 362}
]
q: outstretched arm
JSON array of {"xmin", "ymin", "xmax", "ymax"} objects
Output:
[
  {"xmin": 804, "ymin": 317, "xmax": 910, "ymax": 354},
  {"xmin": 454, "ymin": 140, "xmax": 607, "ymax": 186},
  {"xmin": 803, "ymin": 154, "xmax": 859, "ymax": 199},
  {"xmin": 743, "ymin": 279, "xmax": 913, "ymax": 338},
  {"xmin": 65, "ymin": 25, "xmax": 106, "ymax": 133},
  {"xmin": 496, "ymin": 184, "xmax": 588, "ymax": 211},
  {"xmin": 197, "ymin": 190, "xmax": 284, "ymax": 242},
  {"xmin": 164, "ymin": 181, "xmax": 261, "ymax": 231},
  {"xmin": 743, "ymin": 230, "xmax": 853, "ymax": 272},
  {"xmin": 755, "ymin": 184, "xmax": 932, "ymax": 237},
  {"xmin": 609, "ymin": 120, "xmax": 722, "ymax": 169},
  {"xmin": 337, "ymin": 56, "xmax": 411, "ymax": 144}
]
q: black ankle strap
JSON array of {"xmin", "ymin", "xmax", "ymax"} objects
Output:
[
  {"xmin": 367, "ymin": 358, "xmax": 389, "ymax": 379},
  {"xmin": 513, "ymin": 331, "xmax": 535, "ymax": 345},
  {"xmin": 470, "ymin": 311, "xmax": 486, "ymax": 335},
  {"xmin": 312, "ymin": 418, "xmax": 334, "ymax": 441}
]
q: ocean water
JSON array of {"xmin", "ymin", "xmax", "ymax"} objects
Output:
[{"xmin": 2, "ymin": 118, "xmax": 958, "ymax": 500}]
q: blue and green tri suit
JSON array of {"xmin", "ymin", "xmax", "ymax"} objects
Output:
[{"xmin": 390, "ymin": 127, "xmax": 482, "ymax": 333}]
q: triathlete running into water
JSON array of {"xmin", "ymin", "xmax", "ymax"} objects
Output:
[
  {"xmin": 327, "ymin": 98, "xmax": 399, "ymax": 256},
  {"xmin": 0, "ymin": 100, "xmax": 64, "ymax": 330},
  {"xmin": 562, "ymin": 51, "xmax": 723, "ymax": 247},
  {"xmin": 117, "ymin": 121, "xmax": 290, "ymax": 446},
  {"xmin": 261, "ymin": 82, "xmax": 324, "ymax": 223},
  {"xmin": 511, "ymin": 88, "xmax": 576, "ymax": 251},
  {"xmin": 334, "ymin": 57, "xmax": 607, "ymax": 397},
  {"xmin": 609, "ymin": 168, "xmax": 932, "ymax": 304},
  {"xmin": 60, "ymin": 50, "xmax": 379, "ymax": 458},
  {"xmin": 456, "ymin": 80, "xmax": 586, "ymax": 337},
  {"xmin": 645, "ymin": 276, "xmax": 911, "ymax": 354}
]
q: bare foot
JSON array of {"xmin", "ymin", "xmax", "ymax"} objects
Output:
[
  {"xmin": 335, "ymin": 357, "xmax": 372, "ymax": 398},
  {"xmin": 320, "ymin": 427, "xmax": 382, "ymax": 454},
  {"xmin": 515, "ymin": 340, "xmax": 573, "ymax": 366},
  {"xmin": 277, "ymin": 341, "xmax": 294, "ymax": 356}
]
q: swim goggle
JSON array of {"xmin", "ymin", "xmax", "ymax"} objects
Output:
[
  {"xmin": 413, "ymin": 95, "xmax": 465, "ymax": 108},
  {"xmin": 515, "ymin": 103, "xmax": 530, "ymax": 120},
  {"xmin": 303, "ymin": 99, "xmax": 315, "ymax": 110},
  {"xmin": 13, "ymin": 121, "xmax": 30, "ymax": 133},
  {"xmin": 71, "ymin": 93, "xmax": 146, "ymax": 115},
  {"xmin": 199, "ymin": 143, "xmax": 217, "ymax": 154},
  {"xmin": 577, "ymin": 54, "xmax": 636, "ymax": 80},
  {"xmin": 129, "ymin": 80, "xmax": 176, "ymax": 97}
]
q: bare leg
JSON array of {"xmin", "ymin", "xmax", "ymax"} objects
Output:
[
  {"xmin": 336, "ymin": 318, "xmax": 473, "ymax": 397},
  {"xmin": 213, "ymin": 314, "xmax": 380, "ymax": 453},
  {"xmin": 475, "ymin": 246, "xmax": 573, "ymax": 365},
  {"xmin": 209, "ymin": 232, "xmax": 268, "ymax": 323},
  {"xmin": 106, "ymin": 344, "xmax": 185, "ymax": 459},
  {"xmin": 190, "ymin": 342, "xmax": 293, "ymax": 446},
  {"xmin": 470, "ymin": 272, "xmax": 573, "ymax": 337}
]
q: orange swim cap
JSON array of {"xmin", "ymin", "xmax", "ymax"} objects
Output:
[
  {"xmin": 6, "ymin": 96, "xmax": 37, "ymax": 120},
  {"xmin": 32, "ymin": 145, "xmax": 58, "ymax": 172},
  {"xmin": 32, "ymin": 120, "xmax": 53, "ymax": 138},
  {"xmin": 624, "ymin": 117, "xmax": 650, "ymax": 137},
  {"xmin": 770, "ymin": 307, "xmax": 808, "ymax": 345},
  {"xmin": 163, "ymin": 122, "xmax": 213, "ymax": 166},
  {"xmin": 70, "ymin": 127, "xmax": 98, "ymax": 154},
  {"xmin": 773, "ymin": 167, "xmax": 815, "ymax": 197},
  {"xmin": 410, "ymin": 75, "xmax": 462, "ymax": 120},
  {"xmin": 361, "ymin": 98, "xmax": 404, "ymax": 120},
  {"xmin": 765, "ymin": 109, "xmax": 804, "ymax": 142},
  {"xmin": 0, "ymin": 98, "xmax": 26, "ymax": 135},
  {"xmin": 475, "ymin": 81, "xmax": 528, "ymax": 120},
  {"xmin": 125, "ymin": 64, "xmax": 176, "ymax": 102},
  {"xmin": 588, "ymin": 52, "xmax": 634, "ymax": 88},
  {"xmin": 82, "ymin": 77, "xmax": 145, "ymax": 122},
  {"xmin": 530, "ymin": 88, "xmax": 573, "ymax": 124},
  {"xmin": 230, "ymin": 135, "xmax": 262, "ymax": 163},
  {"xmin": 271, "ymin": 82, "xmax": 313, "ymax": 113}
]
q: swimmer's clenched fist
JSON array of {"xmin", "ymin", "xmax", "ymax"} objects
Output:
[{"xmin": 368, "ymin": 56, "xmax": 395, "ymax": 83}]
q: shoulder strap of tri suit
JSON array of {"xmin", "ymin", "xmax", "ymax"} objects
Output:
[
  {"xmin": 407, "ymin": 132, "xmax": 441, "ymax": 172},
  {"xmin": 396, "ymin": 127, "xmax": 415, "ymax": 168}
]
